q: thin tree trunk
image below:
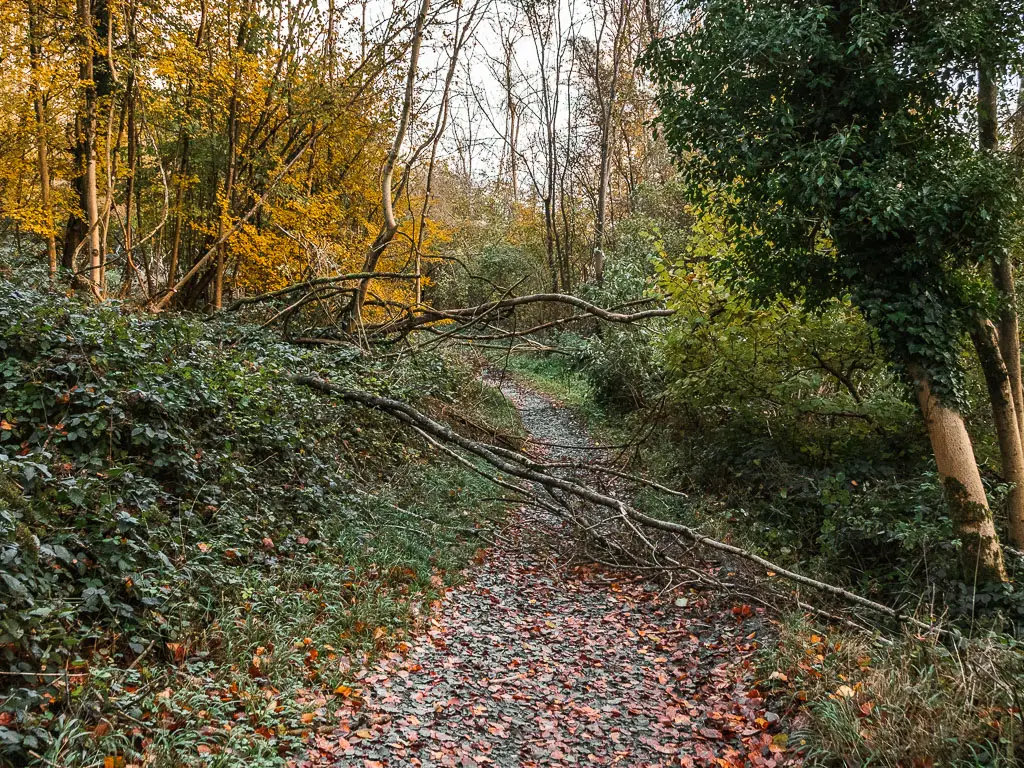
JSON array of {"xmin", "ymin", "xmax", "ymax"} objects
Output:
[
  {"xmin": 63, "ymin": 120, "xmax": 87, "ymax": 273},
  {"xmin": 501, "ymin": 33, "xmax": 519, "ymax": 204},
  {"xmin": 78, "ymin": 0, "xmax": 103, "ymax": 296},
  {"xmin": 411, "ymin": 0, "xmax": 479, "ymax": 306},
  {"xmin": 351, "ymin": 0, "xmax": 430, "ymax": 323},
  {"xmin": 979, "ymin": 65, "xmax": 1024, "ymax": 440},
  {"xmin": 166, "ymin": 0, "xmax": 206, "ymax": 293},
  {"xmin": 991, "ymin": 257, "xmax": 1022, "ymax": 439},
  {"xmin": 214, "ymin": 159, "xmax": 237, "ymax": 310},
  {"xmin": 121, "ymin": 74, "xmax": 139, "ymax": 298},
  {"xmin": 28, "ymin": 0, "xmax": 57, "ymax": 279},
  {"xmin": 547, "ymin": 122, "xmax": 561, "ymax": 292},
  {"xmin": 214, "ymin": 3, "xmax": 249, "ymax": 310},
  {"xmin": 167, "ymin": 147, "xmax": 188, "ymax": 292},
  {"xmin": 543, "ymin": 195, "xmax": 559, "ymax": 292},
  {"xmin": 978, "ymin": 63, "xmax": 1024, "ymax": 544},
  {"xmin": 593, "ymin": 0, "xmax": 629, "ymax": 286},
  {"xmin": 971, "ymin": 321, "xmax": 1024, "ymax": 547},
  {"xmin": 910, "ymin": 364, "xmax": 1007, "ymax": 584},
  {"xmin": 139, "ymin": 175, "xmax": 155, "ymax": 296}
]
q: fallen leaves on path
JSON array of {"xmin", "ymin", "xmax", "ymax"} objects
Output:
[
  {"xmin": 298, "ymin": 512, "xmax": 796, "ymax": 768},
  {"xmin": 299, "ymin": 380, "xmax": 799, "ymax": 767}
]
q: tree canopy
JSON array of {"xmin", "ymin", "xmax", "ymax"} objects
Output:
[{"xmin": 646, "ymin": 0, "xmax": 1024, "ymax": 403}]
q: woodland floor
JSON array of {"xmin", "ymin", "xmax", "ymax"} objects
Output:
[{"xmin": 299, "ymin": 378, "xmax": 797, "ymax": 768}]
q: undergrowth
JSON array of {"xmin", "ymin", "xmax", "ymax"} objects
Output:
[
  {"xmin": 0, "ymin": 277, "xmax": 507, "ymax": 767},
  {"xmin": 758, "ymin": 616, "xmax": 1024, "ymax": 766}
]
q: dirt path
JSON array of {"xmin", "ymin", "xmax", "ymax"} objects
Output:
[{"xmin": 301, "ymin": 380, "xmax": 795, "ymax": 768}]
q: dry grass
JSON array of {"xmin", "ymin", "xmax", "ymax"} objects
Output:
[{"xmin": 759, "ymin": 615, "xmax": 1024, "ymax": 766}]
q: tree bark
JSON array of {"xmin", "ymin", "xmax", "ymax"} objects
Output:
[
  {"xmin": 78, "ymin": 0, "xmax": 103, "ymax": 296},
  {"xmin": 27, "ymin": 0, "xmax": 57, "ymax": 279},
  {"xmin": 910, "ymin": 364, "xmax": 1007, "ymax": 585},
  {"xmin": 971, "ymin": 320, "xmax": 1024, "ymax": 547},
  {"xmin": 351, "ymin": 0, "xmax": 431, "ymax": 323}
]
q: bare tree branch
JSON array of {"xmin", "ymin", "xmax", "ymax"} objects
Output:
[{"xmin": 293, "ymin": 375, "xmax": 956, "ymax": 639}]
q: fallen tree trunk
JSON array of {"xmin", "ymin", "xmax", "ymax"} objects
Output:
[{"xmin": 294, "ymin": 375, "xmax": 954, "ymax": 638}]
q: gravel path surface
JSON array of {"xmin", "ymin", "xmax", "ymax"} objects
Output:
[{"xmin": 300, "ymin": 379, "xmax": 795, "ymax": 768}]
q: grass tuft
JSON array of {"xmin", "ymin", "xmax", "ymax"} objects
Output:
[{"xmin": 759, "ymin": 615, "xmax": 1024, "ymax": 766}]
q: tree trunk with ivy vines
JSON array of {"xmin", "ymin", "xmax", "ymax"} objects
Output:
[{"xmin": 911, "ymin": 364, "xmax": 1007, "ymax": 584}]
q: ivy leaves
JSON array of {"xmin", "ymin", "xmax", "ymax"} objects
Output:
[{"xmin": 645, "ymin": 0, "xmax": 1024, "ymax": 403}]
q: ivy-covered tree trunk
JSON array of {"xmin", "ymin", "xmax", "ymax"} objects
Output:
[{"xmin": 911, "ymin": 365, "xmax": 1007, "ymax": 584}]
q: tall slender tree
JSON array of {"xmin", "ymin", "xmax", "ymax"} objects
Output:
[{"xmin": 647, "ymin": 0, "xmax": 1024, "ymax": 583}]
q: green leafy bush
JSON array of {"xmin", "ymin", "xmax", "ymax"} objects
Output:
[{"xmin": 0, "ymin": 280, "xmax": 502, "ymax": 765}]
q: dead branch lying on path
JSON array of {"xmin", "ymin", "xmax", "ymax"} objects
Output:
[
  {"xmin": 293, "ymin": 374, "xmax": 954, "ymax": 639},
  {"xmin": 371, "ymin": 293, "xmax": 674, "ymax": 337},
  {"xmin": 233, "ymin": 277, "xmax": 673, "ymax": 345},
  {"xmin": 425, "ymin": 400, "xmax": 526, "ymax": 451},
  {"xmin": 538, "ymin": 459, "xmax": 689, "ymax": 498}
]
